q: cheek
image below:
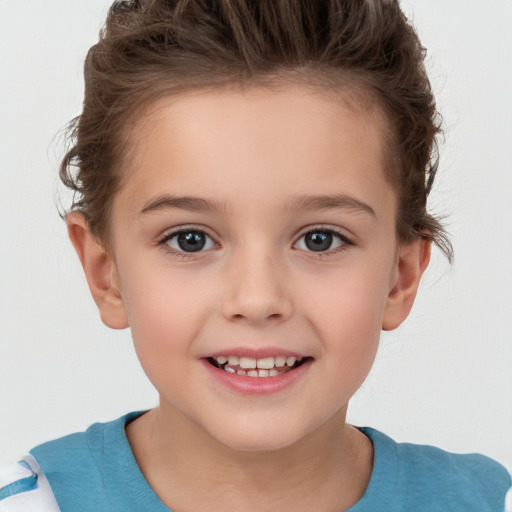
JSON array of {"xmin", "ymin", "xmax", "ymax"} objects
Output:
[
  {"xmin": 321, "ymin": 294, "xmax": 382, "ymax": 378},
  {"xmin": 118, "ymin": 265, "xmax": 212, "ymax": 366},
  {"xmin": 299, "ymin": 261, "xmax": 393, "ymax": 337},
  {"xmin": 314, "ymin": 292, "xmax": 383, "ymax": 409},
  {"xmin": 296, "ymin": 258, "xmax": 394, "ymax": 384}
]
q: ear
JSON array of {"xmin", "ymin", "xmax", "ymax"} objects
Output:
[
  {"xmin": 382, "ymin": 238, "xmax": 431, "ymax": 331},
  {"xmin": 67, "ymin": 212, "xmax": 129, "ymax": 330}
]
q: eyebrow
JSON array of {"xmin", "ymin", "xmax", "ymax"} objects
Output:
[
  {"xmin": 138, "ymin": 193, "xmax": 376, "ymax": 218},
  {"xmin": 285, "ymin": 194, "xmax": 376, "ymax": 218},
  {"xmin": 139, "ymin": 194, "xmax": 227, "ymax": 216}
]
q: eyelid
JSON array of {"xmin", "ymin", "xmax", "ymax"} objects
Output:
[
  {"xmin": 292, "ymin": 225, "xmax": 354, "ymax": 254},
  {"xmin": 156, "ymin": 224, "xmax": 353, "ymax": 259},
  {"xmin": 293, "ymin": 225, "xmax": 353, "ymax": 244},
  {"xmin": 159, "ymin": 224, "xmax": 218, "ymax": 241},
  {"xmin": 158, "ymin": 225, "xmax": 220, "ymax": 254}
]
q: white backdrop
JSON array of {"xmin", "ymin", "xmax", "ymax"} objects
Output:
[{"xmin": 1, "ymin": 1, "xmax": 511, "ymax": 468}]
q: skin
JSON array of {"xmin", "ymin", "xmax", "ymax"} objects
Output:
[{"xmin": 68, "ymin": 86, "xmax": 430, "ymax": 511}]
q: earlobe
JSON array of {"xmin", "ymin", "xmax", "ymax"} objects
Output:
[
  {"xmin": 382, "ymin": 238, "xmax": 431, "ymax": 331},
  {"xmin": 66, "ymin": 212, "xmax": 129, "ymax": 330}
]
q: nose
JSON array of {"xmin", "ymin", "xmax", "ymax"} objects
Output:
[{"xmin": 221, "ymin": 250, "xmax": 293, "ymax": 325}]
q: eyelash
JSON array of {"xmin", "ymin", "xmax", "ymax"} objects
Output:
[
  {"xmin": 158, "ymin": 227, "xmax": 218, "ymax": 260},
  {"xmin": 158, "ymin": 226, "xmax": 353, "ymax": 259},
  {"xmin": 293, "ymin": 226, "xmax": 353, "ymax": 257}
]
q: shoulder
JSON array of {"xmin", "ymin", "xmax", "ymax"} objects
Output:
[
  {"xmin": 1, "ymin": 412, "xmax": 144, "ymax": 512},
  {"xmin": 361, "ymin": 427, "xmax": 512, "ymax": 512},
  {"xmin": 0, "ymin": 455, "xmax": 60, "ymax": 511},
  {"xmin": 398, "ymin": 439, "xmax": 510, "ymax": 508}
]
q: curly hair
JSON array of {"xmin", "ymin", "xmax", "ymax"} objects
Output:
[{"xmin": 60, "ymin": 0, "xmax": 452, "ymax": 260}]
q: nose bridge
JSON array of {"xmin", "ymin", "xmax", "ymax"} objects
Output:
[{"xmin": 221, "ymin": 238, "xmax": 293, "ymax": 324}]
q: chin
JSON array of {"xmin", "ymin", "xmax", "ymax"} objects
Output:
[
  {"xmin": 207, "ymin": 420, "xmax": 313, "ymax": 453},
  {"xmin": 222, "ymin": 436, "xmax": 299, "ymax": 453}
]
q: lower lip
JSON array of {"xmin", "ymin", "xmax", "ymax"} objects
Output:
[{"xmin": 201, "ymin": 359, "xmax": 312, "ymax": 396}]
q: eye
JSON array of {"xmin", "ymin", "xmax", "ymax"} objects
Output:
[
  {"xmin": 162, "ymin": 229, "xmax": 217, "ymax": 253},
  {"xmin": 294, "ymin": 229, "xmax": 349, "ymax": 253}
]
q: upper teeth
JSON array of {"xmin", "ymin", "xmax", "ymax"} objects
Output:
[{"xmin": 215, "ymin": 355, "xmax": 301, "ymax": 369}]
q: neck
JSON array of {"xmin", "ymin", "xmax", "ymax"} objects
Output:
[{"xmin": 126, "ymin": 406, "xmax": 373, "ymax": 512}]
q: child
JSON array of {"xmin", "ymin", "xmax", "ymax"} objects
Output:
[{"xmin": 1, "ymin": 0, "xmax": 510, "ymax": 510}]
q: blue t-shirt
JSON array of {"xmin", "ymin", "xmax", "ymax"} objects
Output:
[{"xmin": 1, "ymin": 412, "xmax": 511, "ymax": 511}]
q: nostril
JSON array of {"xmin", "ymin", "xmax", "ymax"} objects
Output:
[{"xmin": 222, "ymin": 292, "xmax": 293, "ymax": 324}]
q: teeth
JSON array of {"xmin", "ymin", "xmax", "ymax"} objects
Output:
[
  {"xmin": 214, "ymin": 354, "xmax": 305, "ymax": 376},
  {"xmin": 231, "ymin": 367, "xmax": 287, "ymax": 378},
  {"xmin": 239, "ymin": 357, "xmax": 257, "ymax": 369},
  {"xmin": 257, "ymin": 357, "xmax": 274, "ymax": 369},
  {"xmin": 274, "ymin": 356, "xmax": 286, "ymax": 367}
]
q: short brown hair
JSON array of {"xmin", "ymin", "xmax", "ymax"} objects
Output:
[{"xmin": 60, "ymin": 0, "xmax": 452, "ymax": 260}]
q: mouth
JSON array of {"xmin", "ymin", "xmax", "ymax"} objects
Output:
[{"xmin": 207, "ymin": 355, "xmax": 310, "ymax": 377}]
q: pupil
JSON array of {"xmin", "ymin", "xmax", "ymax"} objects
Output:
[
  {"xmin": 177, "ymin": 232, "xmax": 206, "ymax": 252},
  {"xmin": 305, "ymin": 232, "xmax": 332, "ymax": 252}
]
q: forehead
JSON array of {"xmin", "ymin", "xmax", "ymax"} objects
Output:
[{"xmin": 115, "ymin": 86, "xmax": 395, "ymax": 220}]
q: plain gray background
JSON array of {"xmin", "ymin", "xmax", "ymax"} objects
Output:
[{"xmin": 1, "ymin": 1, "xmax": 511, "ymax": 467}]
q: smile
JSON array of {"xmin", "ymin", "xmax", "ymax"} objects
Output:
[{"xmin": 208, "ymin": 355, "xmax": 308, "ymax": 377}]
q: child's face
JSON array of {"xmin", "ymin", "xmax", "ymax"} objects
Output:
[{"xmin": 78, "ymin": 86, "xmax": 427, "ymax": 451}]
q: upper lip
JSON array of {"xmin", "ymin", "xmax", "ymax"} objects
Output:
[{"xmin": 203, "ymin": 347, "xmax": 308, "ymax": 359}]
